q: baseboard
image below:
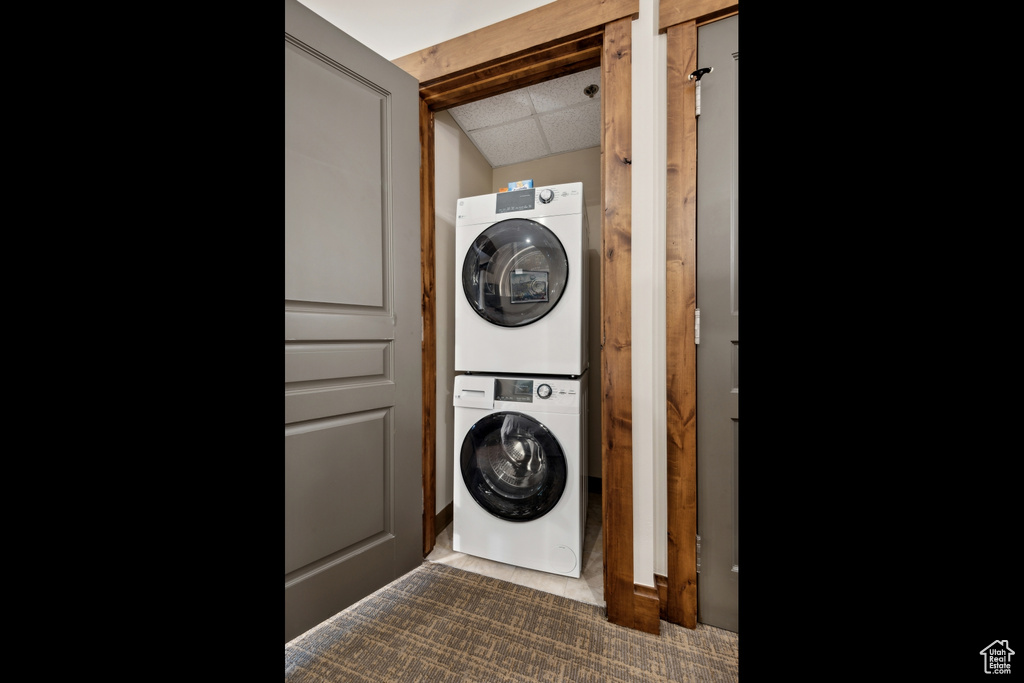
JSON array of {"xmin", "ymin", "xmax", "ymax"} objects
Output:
[{"xmin": 435, "ymin": 502, "xmax": 453, "ymax": 536}]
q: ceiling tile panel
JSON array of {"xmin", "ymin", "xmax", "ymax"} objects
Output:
[
  {"xmin": 448, "ymin": 90, "xmax": 534, "ymax": 131},
  {"xmin": 527, "ymin": 67, "xmax": 601, "ymax": 113},
  {"xmin": 468, "ymin": 118, "xmax": 550, "ymax": 167},
  {"xmin": 447, "ymin": 67, "xmax": 602, "ymax": 168},
  {"xmin": 538, "ymin": 101, "xmax": 601, "ymax": 154}
]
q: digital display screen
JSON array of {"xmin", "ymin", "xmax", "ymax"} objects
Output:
[
  {"xmin": 495, "ymin": 189, "xmax": 535, "ymax": 214},
  {"xmin": 495, "ymin": 378, "xmax": 533, "ymax": 402}
]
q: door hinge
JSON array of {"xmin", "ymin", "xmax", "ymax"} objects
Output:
[
  {"xmin": 695, "ymin": 308, "xmax": 701, "ymax": 345},
  {"xmin": 696, "ymin": 533, "xmax": 702, "ymax": 574}
]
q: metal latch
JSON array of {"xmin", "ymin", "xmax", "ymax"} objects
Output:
[
  {"xmin": 689, "ymin": 67, "xmax": 713, "ymax": 116},
  {"xmin": 695, "ymin": 308, "xmax": 701, "ymax": 345}
]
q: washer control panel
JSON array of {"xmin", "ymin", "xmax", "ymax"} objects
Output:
[
  {"xmin": 459, "ymin": 374, "xmax": 582, "ymax": 413},
  {"xmin": 493, "ymin": 377, "xmax": 579, "ymax": 403},
  {"xmin": 532, "ymin": 380, "xmax": 578, "ymax": 405}
]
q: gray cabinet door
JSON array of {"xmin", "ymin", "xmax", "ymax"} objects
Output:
[
  {"xmin": 285, "ymin": 0, "xmax": 421, "ymax": 643},
  {"xmin": 696, "ymin": 14, "xmax": 739, "ymax": 633}
]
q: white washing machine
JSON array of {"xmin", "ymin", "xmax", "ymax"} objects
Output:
[
  {"xmin": 452, "ymin": 372, "xmax": 588, "ymax": 577},
  {"xmin": 455, "ymin": 182, "xmax": 588, "ymax": 376}
]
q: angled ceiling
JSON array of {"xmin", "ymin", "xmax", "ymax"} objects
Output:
[
  {"xmin": 295, "ymin": 0, "xmax": 599, "ymax": 168},
  {"xmin": 446, "ymin": 67, "xmax": 602, "ymax": 168}
]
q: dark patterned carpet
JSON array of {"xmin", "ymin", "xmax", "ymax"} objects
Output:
[{"xmin": 285, "ymin": 562, "xmax": 738, "ymax": 682}]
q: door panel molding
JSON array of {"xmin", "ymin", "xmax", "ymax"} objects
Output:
[{"xmin": 284, "ymin": 410, "xmax": 389, "ymax": 573}]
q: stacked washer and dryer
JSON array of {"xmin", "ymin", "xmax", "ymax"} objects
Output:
[{"xmin": 452, "ymin": 182, "xmax": 589, "ymax": 578}]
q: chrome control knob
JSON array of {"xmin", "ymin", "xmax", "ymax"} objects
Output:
[
  {"xmin": 539, "ymin": 188, "xmax": 555, "ymax": 204},
  {"xmin": 537, "ymin": 384, "xmax": 552, "ymax": 399}
]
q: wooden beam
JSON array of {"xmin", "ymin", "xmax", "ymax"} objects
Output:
[
  {"xmin": 659, "ymin": 0, "xmax": 737, "ymax": 33},
  {"xmin": 600, "ymin": 14, "xmax": 653, "ymax": 634},
  {"xmin": 423, "ymin": 52, "xmax": 601, "ymax": 111},
  {"xmin": 419, "ymin": 29, "xmax": 604, "ymax": 111},
  {"xmin": 393, "ymin": 0, "xmax": 638, "ymax": 83},
  {"xmin": 420, "ymin": 97, "xmax": 437, "ymax": 557},
  {"xmin": 664, "ymin": 20, "xmax": 699, "ymax": 630}
]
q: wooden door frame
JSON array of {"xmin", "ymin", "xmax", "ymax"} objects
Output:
[
  {"xmin": 391, "ymin": 0, "xmax": 652, "ymax": 632},
  {"xmin": 660, "ymin": 0, "xmax": 738, "ymax": 629}
]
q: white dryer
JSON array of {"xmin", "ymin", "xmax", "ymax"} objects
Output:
[
  {"xmin": 453, "ymin": 372, "xmax": 588, "ymax": 577},
  {"xmin": 455, "ymin": 182, "xmax": 588, "ymax": 376}
]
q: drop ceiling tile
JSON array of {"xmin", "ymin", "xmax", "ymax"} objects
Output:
[
  {"xmin": 528, "ymin": 67, "xmax": 602, "ymax": 113},
  {"xmin": 448, "ymin": 89, "xmax": 535, "ymax": 131},
  {"xmin": 468, "ymin": 118, "xmax": 550, "ymax": 167},
  {"xmin": 538, "ymin": 101, "xmax": 601, "ymax": 154}
]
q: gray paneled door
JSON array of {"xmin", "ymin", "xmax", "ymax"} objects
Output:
[
  {"xmin": 696, "ymin": 14, "xmax": 739, "ymax": 633},
  {"xmin": 285, "ymin": 0, "xmax": 422, "ymax": 643}
]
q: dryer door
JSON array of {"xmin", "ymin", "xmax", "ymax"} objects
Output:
[
  {"xmin": 460, "ymin": 411, "xmax": 567, "ymax": 521},
  {"xmin": 461, "ymin": 218, "xmax": 569, "ymax": 327}
]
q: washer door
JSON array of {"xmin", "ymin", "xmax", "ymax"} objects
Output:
[
  {"xmin": 461, "ymin": 218, "xmax": 568, "ymax": 327},
  {"xmin": 460, "ymin": 411, "xmax": 567, "ymax": 522}
]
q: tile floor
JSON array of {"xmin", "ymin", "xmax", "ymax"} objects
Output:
[{"xmin": 426, "ymin": 490, "xmax": 605, "ymax": 608}]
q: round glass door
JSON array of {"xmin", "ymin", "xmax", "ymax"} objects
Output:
[
  {"xmin": 461, "ymin": 218, "xmax": 569, "ymax": 327},
  {"xmin": 460, "ymin": 411, "xmax": 567, "ymax": 522}
]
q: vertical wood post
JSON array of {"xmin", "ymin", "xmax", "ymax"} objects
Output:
[
  {"xmin": 664, "ymin": 19, "xmax": 699, "ymax": 629},
  {"xmin": 420, "ymin": 97, "xmax": 437, "ymax": 556},
  {"xmin": 602, "ymin": 15, "xmax": 653, "ymax": 633}
]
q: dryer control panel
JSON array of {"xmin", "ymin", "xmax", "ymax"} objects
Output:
[
  {"xmin": 456, "ymin": 182, "xmax": 584, "ymax": 226},
  {"xmin": 496, "ymin": 189, "xmax": 535, "ymax": 214}
]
